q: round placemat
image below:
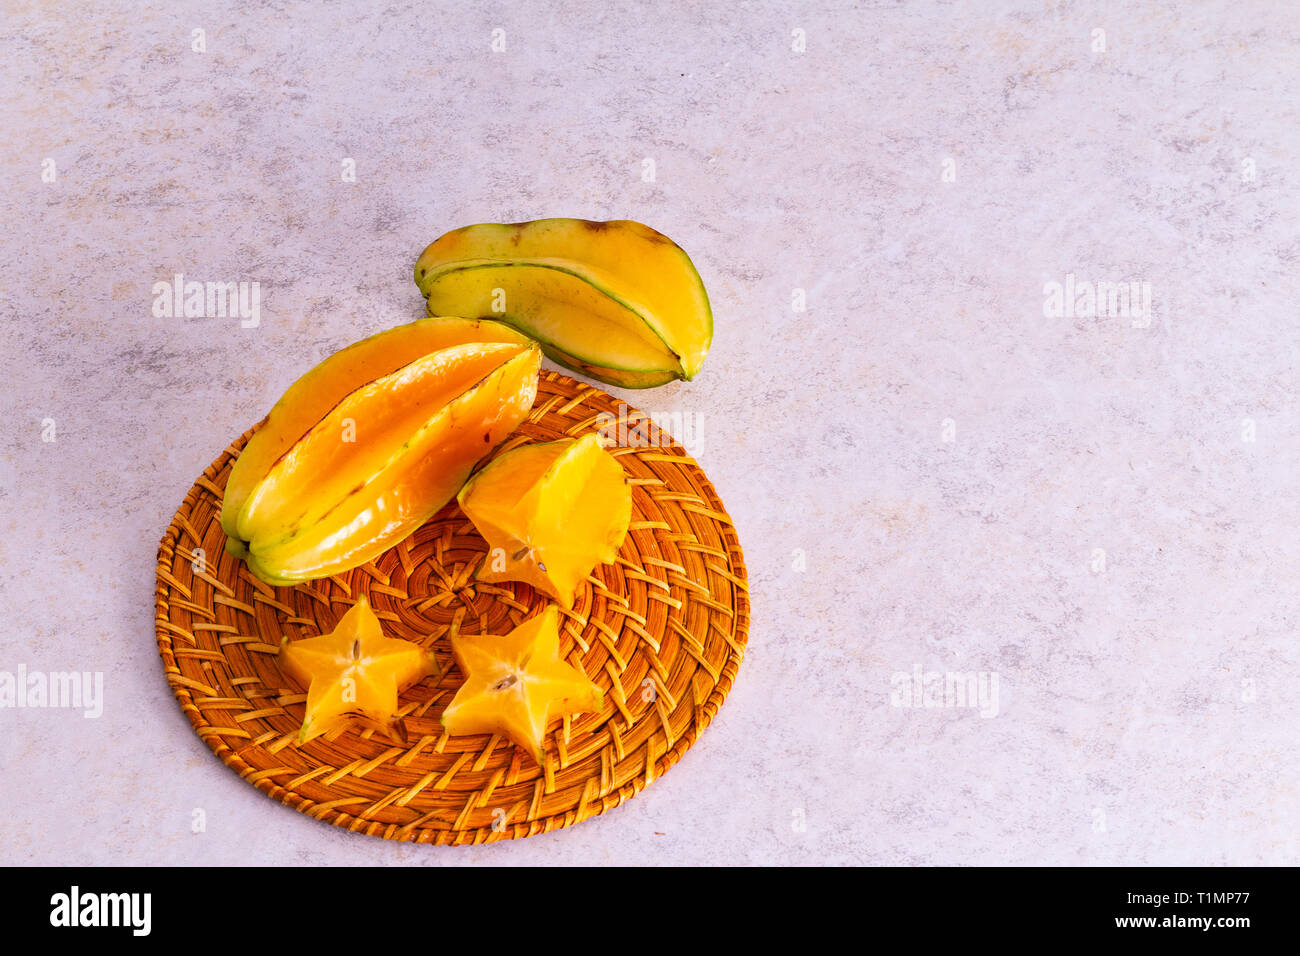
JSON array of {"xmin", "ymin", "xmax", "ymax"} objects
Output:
[{"xmin": 155, "ymin": 370, "xmax": 749, "ymax": 844}]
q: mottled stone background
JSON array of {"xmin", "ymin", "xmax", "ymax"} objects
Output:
[{"xmin": 1, "ymin": 0, "xmax": 1296, "ymax": 864}]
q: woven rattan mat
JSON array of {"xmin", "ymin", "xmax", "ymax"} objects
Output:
[{"xmin": 155, "ymin": 371, "xmax": 749, "ymax": 844}]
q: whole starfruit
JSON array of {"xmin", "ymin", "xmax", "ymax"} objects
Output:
[{"xmin": 414, "ymin": 218, "xmax": 712, "ymax": 388}]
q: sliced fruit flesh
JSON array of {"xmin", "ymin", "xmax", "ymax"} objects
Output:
[
  {"xmin": 279, "ymin": 596, "xmax": 436, "ymax": 743},
  {"xmin": 441, "ymin": 606, "xmax": 603, "ymax": 762},
  {"xmin": 237, "ymin": 341, "xmax": 527, "ymax": 547},
  {"xmin": 541, "ymin": 440, "xmax": 632, "ymax": 564},
  {"xmin": 222, "ymin": 317, "xmax": 531, "ymax": 539},
  {"xmin": 416, "ymin": 218, "xmax": 712, "ymax": 379},
  {"xmin": 459, "ymin": 440, "xmax": 570, "ymax": 601},
  {"xmin": 527, "ymin": 436, "xmax": 631, "ymax": 600},
  {"xmin": 421, "ymin": 261, "xmax": 682, "ymax": 376},
  {"xmin": 249, "ymin": 347, "xmax": 540, "ymax": 583},
  {"xmin": 459, "ymin": 434, "xmax": 632, "ymax": 607}
]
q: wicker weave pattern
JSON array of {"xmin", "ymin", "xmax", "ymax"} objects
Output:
[{"xmin": 155, "ymin": 372, "xmax": 749, "ymax": 843}]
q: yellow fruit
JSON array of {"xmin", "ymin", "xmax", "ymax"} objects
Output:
[
  {"xmin": 279, "ymin": 595, "xmax": 438, "ymax": 743},
  {"xmin": 223, "ymin": 322, "xmax": 541, "ymax": 584},
  {"xmin": 441, "ymin": 605, "xmax": 603, "ymax": 763},
  {"xmin": 457, "ymin": 433, "xmax": 632, "ymax": 608},
  {"xmin": 221, "ymin": 317, "xmax": 532, "ymax": 544},
  {"xmin": 414, "ymin": 218, "xmax": 712, "ymax": 388}
]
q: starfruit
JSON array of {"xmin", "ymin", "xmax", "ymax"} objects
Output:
[
  {"xmin": 441, "ymin": 605, "xmax": 603, "ymax": 763},
  {"xmin": 414, "ymin": 218, "xmax": 712, "ymax": 388},
  {"xmin": 221, "ymin": 318, "xmax": 541, "ymax": 584},
  {"xmin": 279, "ymin": 595, "xmax": 437, "ymax": 743},
  {"xmin": 457, "ymin": 433, "xmax": 632, "ymax": 608}
]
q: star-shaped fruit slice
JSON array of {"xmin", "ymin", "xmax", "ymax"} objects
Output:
[
  {"xmin": 278, "ymin": 595, "xmax": 438, "ymax": 743},
  {"xmin": 457, "ymin": 433, "xmax": 632, "ymax": 608},
  {"xmin": 441, "ymin": 605, "xmax": 604, "ymax": 763}
]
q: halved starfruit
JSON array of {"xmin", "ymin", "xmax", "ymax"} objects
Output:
[
  {"xmin": 221, "ymin": 318, "xmax": 541, "ymax": 584},
  {"xmin": 278, "ymin": 595, "xmax": 438, "ymax": 743},
  {"xmin": 457, "ymin": 433, "xmax": 632, "ymax": 608},
  {"xmin": 441, "ymin": 605, "xmax": 603, "ymax": 763}
]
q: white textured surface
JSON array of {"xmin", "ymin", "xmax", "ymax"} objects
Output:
[{"xmin": 2, "ymin": 0, "xmax": 1297, "ymax": 865}]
